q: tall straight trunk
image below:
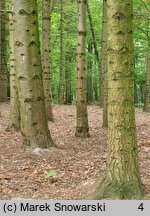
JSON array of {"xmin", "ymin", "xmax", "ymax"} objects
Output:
[
  {"xmin": 143, "ymin": 36, "xmax": 150, "ymax": 112},
  {"xmin": 75, "ymin": 0, "xmax": 89, "ymax": 138},
  {"xmin": 58, "ymin": 0, "xmax": 64, "ymax": 104},
  {"xmin": 13, "ymin": 0, "xmax": 54, "ymax": 148},
  {"xmin": 99, "ymin": 0, "xmax": 107, "ymax": 108},
  {"xmin": 134, "ymin": 82, "xmax": 138, "ymax": 106},
  {"xmin": 6, "ymin": 0, "xmax": 20, "ymax": 132},
  {"xmin": 42, "ymin": 0, "xmax": 54, "ymax": 121},
  {"xmin": 93, "ymin": 0, "xmax": 143, "ymax": 199},
  {"xmin": 0, "ymin": 3, "xmax": 1, "ymax": 84},
  {"xmin": 65, "ymin": 50, "xmax": 72, "ymax": 104},
  {"xmin": 87, "ymin": 42, "xmax": 93, "ymax": 104},
  {"xmin": 0, "ymin": 0, "xmax": 7, "ymax": 102},
  {"xmin": 101, "ymin": 0, "xmax": 108, "ymax": 127}
]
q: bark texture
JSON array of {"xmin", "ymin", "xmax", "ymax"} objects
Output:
[
  {"xmin": 6, "ymin": 1, "xmax": 20, "ymax": 132},
  {"xmin": 93, "ymin": 0, "xmax": 143, "ymax": 199},
  {"xmin": 58, "ymin": 0, "xmax": 64, "ymax": 104},
  {"xmin": 13, "ymin": 0, "xmax": 54, "ymax": 148},
  {"xmin": 42, "ymin": 0, "xmax": 54, "ymax": 121},
  {"xmin": 0, "ymin": 0, "xmax": 7, "ymax": 102},
  {"xmin": 143, "ymin": 36, "xmax": 150, "ymax": 112},
  {"xmin": 75, "ymin": 0, "xmax": 89, "ymax": 138}
]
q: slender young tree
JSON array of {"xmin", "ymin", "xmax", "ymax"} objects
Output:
[
  {"xmin": 75, "ymin": 0, "xmax": 89, "ymax": 138},
  {"xmin": 87, "ymin": 0, "xmax": 100, "ymax": 72},
  {"xmin": 0, "ymin": 2, "xmax": 1, "ymax": 85},
  {"xmin": 87, "ymin": 42, "xmax": 94, "ymax": 104},
  {"xmin": 6, "ymin": 0, "xmax": 20, "ymax": 132},
  {"xmin": 92, "ymin": 0, "xmax": 143, "ymax": 199},
  {"xmin": 143, "ymin": 35, "xmax": 150, "ymax": 112},
  {"xmin": 65, "ymin": 49, "xmax": 72, "ymax": 104},
  {"xmin": 42, "ymin": 0, "xmax": 54, "ymax": 121},
  {"xmin": 0, "ymin": 0, "xmax": 7, "ymax": 102},
  {"xmin": 58, "ymin": 0, "xmax": 64, "ymax": 104},
  {"xmin": 13, "ymin": 0, "xmax": 54, "ymax": 148},
  {"xmin": 101, "ymin": 0, "xmax": 108, "ymax": 127}
]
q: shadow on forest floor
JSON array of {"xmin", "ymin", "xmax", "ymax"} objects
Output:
[{"xmin": 0, "ymin": 103, "xmax": 150, "ymax": 199}]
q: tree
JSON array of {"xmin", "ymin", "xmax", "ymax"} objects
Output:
[
  {"xmin": 64, "ymin": 49, "xmax": 72, "ymax": 104},
  {"xmin": 87, "ymin": 42, "xmax": 94, "ymax": 104},
  {"xmin": 92, "ymin": 0, "xmax": 143, "ymax": 199},
  {"xmin": 101, "ymin": 0, "xmax": 108, "ymax": 127},
  {"xmin": 0, "ymin": 0, "xmax": 7, "ymax": 102},
  {"xmin": 143, "ymin": 35, "xmax": 150, "ymax": 112},
  {"xmin": 58, "ymin": 0, "xmax": 64, "ymax": 104},
  {"xmin": 13, "ymin": 0, "xmax": 54, "ymax": 148},
  {"xmin": 87, "ymin": 0, "xmax": 100, "ymax": 73},
  {"xmin": 6, "ymin": 0, "xmax": 20, "ymax": 132},
  {"xmin": 42, "ymin": 0, "xmax": 54, "ymax": 121},
  {"xmin": 75, "ymin": 0, "xmax": 89, "ymax": 138}
]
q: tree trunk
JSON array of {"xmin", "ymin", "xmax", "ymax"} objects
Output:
[
  {"xmin": 143, "ymin": 36, "xmax": 150, "ymax": 112},
  {"xmin": 101, "ymin": 0, "xmax": 108, "ymax": 127},
  {"xmin": 6, "ymin": 0, "xmax": 20, "ymax": 132},
  {"xmin": 134, "ymin": 82, "xmax": 138, "ymax": 106},
  {"xmin": 0, "ymin": 3, "xmax": 1, "ymax": 88},
  {"xmin": 0, "ymin": 0, "xmax": 7, "ymax": 102},
  {"xmin": 58, "ymin": 0, "xmax": 64, "ymax": 104},
  {"xmin": 87, "ymin": 42, "xmax": 93, "ymax": 104},
  {"xmin": 93, "ymin": 0, "xmax": 143, "ymax": 199},
  {"xmin": 13, "ymin": 0, "xmax": 54, "ymax": 148},
  {"xmin": 42, "ymin": 0, "xmax": 54, "ymax": 121},
  {"xmin": 75, "ymin": 0, "xmax": 89, "ymax": 138},
  {"xmin": 87, "ymin": 0, "xmax": 100, "ymax": 72},
  {"xmin": 65, "ymin": 50, "xmax": 72, "ymax": 104}
]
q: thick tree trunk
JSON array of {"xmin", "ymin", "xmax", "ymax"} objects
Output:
[
  {"xmin": 6, "ymin": 1, "xmax": 20, "ymax": 132},
  {"xmin": 101, "ymin": 0, "xmax": 108, "ymax": 127},
  {"xmin": 42, "ymin": 0, "xmax": 54, "ymax": 121},
  {"xmin": 13, "ymin": 0, "xmax": 54, "ymax": 148},
  {"xmin": 93, "ymin": 0, "xmax": 143, "ymax": 199},
  {"xmin": 0, "ymin": 0, "xmax": 7, "ymax": 102},
  {"xmin": 75, "ymin": 0, "xmax": 89, "ymax": 138},
  {"xmin": 58, "ymin": 0, "xmax": 64, "ymax": 104},
  {"xmin": 143, "ymin": 36, "xmax": 150, "ymax": 112}
]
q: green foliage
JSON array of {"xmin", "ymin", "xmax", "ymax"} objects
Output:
[
  {"xmin": 5, "ymin": 0, "xmax": 150, "ymax": 105},
  {"xmin": 44, "ymin": 170, "xmax": 56, "ymax": 179}
]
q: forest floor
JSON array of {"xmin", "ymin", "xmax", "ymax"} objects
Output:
[{"xmin": 0, "ymin": 103, "xmax": 150, "ymax": 200}]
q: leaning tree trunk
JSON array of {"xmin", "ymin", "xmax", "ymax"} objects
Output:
[
  {"xmin": 101, "ymin": 0, "xmax": 108, "ymax": 127},
  {"xmin": 87, "ymin": 0, "xmax": 100, "ymax": 72},
  {"xmin": 58, "ymin": 0, "xmax": 64, "ymax": 104},
  {"xmin": 143, "ymin": 35, "xmax": 150, "ymax": 112},
  {"xmin": 6, "ymin": 0, "xmax": 20, "ymax": 132},
  {"xmin": 92, "ymin": 0, "xmax": 143, "ymax": 199},
  {"xmin": 13, "ymin": 0, "xmax": 54, "ymax": 148},
  {"xmin": 75, "ymin": 0, "xmax": 89, "ymax": 138},
  {"xmin": 42, "ymin": 0, "xmax": 54, "ymax": 121},
  {"xmin": 0, "ymin": 0, "xmax": 7, "ymax": 102}
]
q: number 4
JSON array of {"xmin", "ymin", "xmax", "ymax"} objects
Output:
[{"xmin": 138, "ymin": 203, "xmax": 144, "ymax": 211}]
